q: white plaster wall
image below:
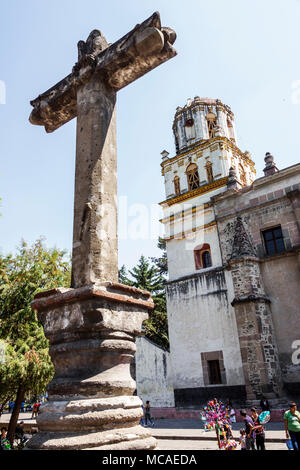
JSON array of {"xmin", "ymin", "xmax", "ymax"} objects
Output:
[
  {"xmin": 162, "ymin": 185, "xmax": 228, "ymax": 244},
  {"xmin": 166, "ymin": 270, "xmax": 245, "ymax": 390},
  {"xmin": 135, "ymin": 336, "xmax": 175, "ymax": 407},
  {"xmin": 167, "ymin": 225, "xmax": 223, "ymax": 281}
]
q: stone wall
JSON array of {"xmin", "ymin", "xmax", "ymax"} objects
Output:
[
  {"xmin": 215, "ymin": 164, "xmax": 300, "ymax": 395},
  {"xmin": 166, "ymin": 268, "xmax": 244, "ymax": 404},
  {"xmin": 135, "ymin": 336, "xmax": 175, "ymax": 408},
  {"xmin": 260, "ymin": 254, "xmax": 300, "ymax": 390}
]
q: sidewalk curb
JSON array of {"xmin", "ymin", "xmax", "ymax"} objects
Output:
[{"xmin": 152, "ymin": 434, "xmax": 286, "ymax": 443}]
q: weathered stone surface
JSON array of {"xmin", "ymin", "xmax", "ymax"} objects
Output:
[
  {"xmin": 27, "ymin": 11, "xmax": 176, "ymax": 450},
  {"xmin": 27, "ymin": 284, "xmax": 156, "ymax": 449},
  {"xmin": 229, "ymin": 254, "xmax": 283, "ymax": 399},
  {"xmin": 72, "ymin": 76, "xmax": 118, "ymax": 287},
  {"xmin": 27, "ymin": 424, "xmax": 155, "ymax": 450},
  {"xmin": 231, "ymin": 216, "xmax": 257, "ymax": 259},
  {"xmin": 29, "ymin": 12, "xmax": 177, "ymax": 133}
]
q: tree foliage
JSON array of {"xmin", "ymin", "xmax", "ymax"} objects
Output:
[
  {"xmin": 0, "ymin": 238, "xmax": 71, "ymax": 434},
  {"xmin": 150, "ymin": 237, "xmax": 168, "ymax": 276},
  {"xmin": 118, "ymin": 242, "xmax": 169, "ymax": 350}
]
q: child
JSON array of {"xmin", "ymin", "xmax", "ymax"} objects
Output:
[{"xmin": 239, "ymin": 429, "xmax": 247, "ymax": 450}]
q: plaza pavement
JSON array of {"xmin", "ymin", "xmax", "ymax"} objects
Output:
[
  {"xmin": 152, "ymin": 418, "xmax": 288, "ymax": 449},
  {"xmin": 0, "ymin": 413, "xmax": 289, "ymax": 450}
]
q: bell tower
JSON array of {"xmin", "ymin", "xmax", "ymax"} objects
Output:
[
  {"xmin": 161, "ymin": 97, "xmax": 256, "ymax": 204},
  {"xmin": 173, "ymin": 97, "xmax": 238, "ymax": 153},
  {"xmin": 159, "ymin": 97, "xmax": 257, "ymax": 406}
]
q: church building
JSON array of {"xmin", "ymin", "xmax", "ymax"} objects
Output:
[{"xmin": 154, "ymin": 97, "xmax": 300, "ymax": 407}]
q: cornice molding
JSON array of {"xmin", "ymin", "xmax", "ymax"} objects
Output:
[
  {"xmin": 159, "ymin": 177, "xmax": 228, "ymax": 207},
  {"xmin": 160, "ymin": 202, "xmax": 213, "ymax": 224},
  {"xmin": 161, "ymin": 137, "xmax": 256, "ymax": 174},
  {"xmin": 162, "ymin": 221, "xmax": 217, "ymax": 241}
]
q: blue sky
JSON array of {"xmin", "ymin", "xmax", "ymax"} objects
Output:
[{"xmin": 0, "ymin": 0, "xmax": 300, "ymax": 269}]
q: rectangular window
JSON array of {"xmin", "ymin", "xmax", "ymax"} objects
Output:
[
  {"xmin": 262, "ymin": 226, "xmax": 285, "ymax": 255},
  {"xmin": 208, "ymin": 360, "xmax": 222, "ymax": 385}
]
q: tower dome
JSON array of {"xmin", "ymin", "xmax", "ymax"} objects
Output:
[{"xmin": 172, "ymin": 97, "xmax": 237, "ymax": 154}]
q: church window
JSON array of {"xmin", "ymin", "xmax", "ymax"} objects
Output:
[
  {"xmin": 262, "ymin": 226, "xmax": 285, "ymax": 255},
  {"xmin": 239, "ymin": 164, "xmax": 247, "ymax": 186},
  {"xmin": 174, "ymin": 176, "xmax": 181, "ymax": 196},
  {"xmin": 186, "ymin": 163, "xmax": 200, "ymax": 191},
  {"xmin": 208, "ymin": 360, "xmax": 222, "ymax": 385},
  {"xmin": 202, "ymin": 251, "xmax": 212, "ymax": 268},
  {"xmin": 205, "ymin": 161, "xmax": 214, "ymax": 184},
  {"xmin": 206, "ymin": 111, "xmax": 217, "ymax": 139},
  {"xmin": 194, "ymin": 243, "xmax": 212, "ymax": 270}
]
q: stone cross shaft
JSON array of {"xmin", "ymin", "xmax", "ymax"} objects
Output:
[{"xmin": 29, "ymin": 12, "xmax": 177, "ymax": 288}]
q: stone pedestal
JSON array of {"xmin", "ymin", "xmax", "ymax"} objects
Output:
[{"xmin": 27, "ymin": 283, "xmax": 157, "ymax": 450}]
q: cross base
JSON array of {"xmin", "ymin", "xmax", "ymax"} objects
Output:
[{"xmin": 26, "ymin": 284, "xmax": 156, "ymax": 450}]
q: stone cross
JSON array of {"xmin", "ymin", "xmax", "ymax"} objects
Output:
[
  {"xmin": 27, "ymin": 13, "xmax": 177, "ymax": 451},
  {"xmin": 29, "ymin": 12, "xmax": 177, "ymax": 289}
]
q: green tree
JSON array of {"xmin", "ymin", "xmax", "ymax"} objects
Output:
[
  {"xmin": 0, "ymin": 238, "xmax": 71, "ymax": 445},
  {"xmin": 128, "ymin": 255, "xmax": 165, "ymax": 293},
  {"xmin": 121, "ymin": 253, "xmax": 169, "ymax": 350},
  {"xmin": 150, "ymin": 237, "xmax": 168, "ymax": 276},
  {"xmin": 118, "ymin": 264, "xmax": 130, "ymax": 284}
]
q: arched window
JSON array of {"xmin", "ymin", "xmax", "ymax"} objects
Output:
[
  {"xmin": 202, "ymin": 251, "xmax": 212, "ymax": 268},
  {"xmin": 239, "ymin": 164, "xmax": 247, "ymax": 186},
  {"xmin": 206, "ymin": 111, "xmax": 217, "ymax": 139},
  {"xmin": 174, "ymin": 176, "xmax": 180, "ymax": 196},
  {"xmin": 194, "ymin": 243, "xmax": 212, "ymax": 270},
  {"xmin": 205, "ymin": 161, "xmax": 214, "ymax": 184},
  {"xmin": 186, "ymin": 163, "xmax": 200, "ymax": 191}
]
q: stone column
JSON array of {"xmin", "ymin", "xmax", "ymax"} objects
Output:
[
  {"xmin": 27, "ymin": 283, "xmax": 157, "ymax": 450},
  {"xmin": 229, "ymin": 217, "xmax": 283, "ymax": 401},
  {"xmin": 72, "ymin": 76, "xmax": 118, "ymax": 288}
]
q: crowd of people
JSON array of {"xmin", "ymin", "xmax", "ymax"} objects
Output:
[
  {"xmin": 1, "ymin": 394, "xmax": 300, "ymax": 451},
  {"xmin": 7, "ymin": 400, "xmax": 42, "ymax": 416},
  {"xmin": 211, "ymin": 397, "xmax": 300, "ymax": 451}
]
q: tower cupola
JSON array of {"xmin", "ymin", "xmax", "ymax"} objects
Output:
[{"xmin": 172, "ymin": 97, "xmax": 237, "ymax": 154}]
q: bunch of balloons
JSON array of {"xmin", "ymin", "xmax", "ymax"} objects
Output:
[
  {"xmin": 200, "ymin": 399, "xmax": 231, "ymax": 431},
  {"xmin": 200, "ymin": 399, "xmax": 237, "ymax": 450}
]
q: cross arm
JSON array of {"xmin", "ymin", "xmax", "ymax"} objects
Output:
[{"xmin": 29, "ymin": 12, "xmax": 177, "ymax": 133}]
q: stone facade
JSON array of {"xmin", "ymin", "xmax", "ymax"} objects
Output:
[{"xmin": 156, "ymin": 98, "xmax": 300, "ymax": 407}]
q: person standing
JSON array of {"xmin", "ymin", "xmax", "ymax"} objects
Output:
[
  {"xmin": 239, "ymin": 429, "xmax": 247, "ymax": 451},
  {"xmin": 31, "ymin": 403, "xmax": 38, "ymax": 419},
  {"xmin": 251, "ymin": 407, "xmax": 265, "ymax": 450},
  {"xmin": 15, "ymin": 421, "xmax": 26, "ymax": 444},
  {"xmin": 145, "ymin": 401, "xmax": 154, "ymax": 427},
  {"xmin": 260, "ymin": 396, "xmax": 270, "ymax": 413},
  {"xmin": 240, "ymin": 410, "xmax": 256, "ymax": 450},
  {"xmin": 0, "ymin": 428, "xmax": 11, "ymax": 450},
  {"xmin": 226, "ymin": 399, "xmax": 236, "ymax": 423},
  {"xmin": 284, "ymin": 401, "xmax": 300, "ymax": 451}
]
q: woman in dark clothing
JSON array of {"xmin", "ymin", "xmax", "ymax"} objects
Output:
[
  {"xmin": 260, "ymin": 396, "xmax": 270, "ymax": 412},
  {"xmin": 251, "ymin": 407, "xmax": 265, "ymax": 450}
]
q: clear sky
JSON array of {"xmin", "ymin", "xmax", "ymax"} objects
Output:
[{"xmin": 0, "ymin": 0, "xmax": 300, "ymax": 270}]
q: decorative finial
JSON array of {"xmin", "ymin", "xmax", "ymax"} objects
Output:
[
  {"xmin": 231, "ymin": 217, "xmax": 257, "ymax": 259},
  {"xmin": 161, "ymin": 150, "xmax": 170, "ymax": 161},
  {"xmin": 263, "ymin": 152, "xmax": 279, "ymax": 177},
  {"xmin": 227, "ymin": 166, "xmax": 241, "ymax": 191}
]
